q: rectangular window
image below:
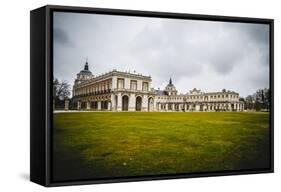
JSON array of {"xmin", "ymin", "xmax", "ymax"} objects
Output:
[
  {"xmin": 117, "ymin": 78, "xmax": 124, "ymax": 89},
  {"xmin": 130, "ymin": 80, "xmax": 137, "ymax": 90},
  {"xmin": 143, "ymin": 82, "xmax": 148, "ymax": 91}
]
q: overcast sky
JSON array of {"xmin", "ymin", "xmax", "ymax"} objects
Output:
[{"xmin": 53, "ymin": 12, "xmax": 270, "ymax": 97}]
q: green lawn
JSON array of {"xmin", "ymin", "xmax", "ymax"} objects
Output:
[{"xmin": 53, "ymin": 112, "xmax": 270, "ymax": 181}]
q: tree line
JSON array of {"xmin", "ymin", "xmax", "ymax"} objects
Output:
[{"xmin": 240, "ymin": 88, "xmax": 270, "ymax": 111}]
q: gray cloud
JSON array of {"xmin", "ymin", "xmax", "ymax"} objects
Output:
[
  {"xmin": 54, "ymin": 27, "xmax": 73, "ymax": 46},
  {"xmin": 53, "ymin": 12, "xmax": 270, "ymax": 97}
]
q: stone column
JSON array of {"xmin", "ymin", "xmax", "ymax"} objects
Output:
[
  {"xmin": 98, "ymin": 101, "xmax": 101, "ymax": 110},
  {"xmin": 64, "ymin": 99, "xmax": 69, "ymax": 111},
  {"xmin": 142, "ymin": 95, "xmax": 148, "ymax": 111},
  {"xmin": 165, "ymin": 103, "xmax": 168, "ymax": 111},
  {"xmin": 117, "ymin": 92, "xmax": 122, "ymax": 111},
  {"xmin": 129, "ymin": 93, "xmax": 136, "ymax": 111},
  {"xmin": 112, "ymin": 76, "xmax": 117, "ymax": 89},
  {"xmin": 111, "ymin": 94, "xmax": 115, "ymax": 111},
  {"xmin": 77, "ymin": 101, "xmax": 81, "ymax": 110},
  {"xmin": 86, "ymin": 101, "xmax": 91, "ymax": 110},
  {"xmin": 171, "ymin": 103, "xmax": 175, "ymax": 111},
  {"xmin": 108, "ymin": 101, "xmax": 111, "ymax": 111},
  {"xmin": 195, "ymin": 104, "xmax": 200, "ymax": 111}
]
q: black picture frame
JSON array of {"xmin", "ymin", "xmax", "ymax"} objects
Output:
[{"xmin": 30, "ymin": 5, "xmax": 274, "ymax": 187}]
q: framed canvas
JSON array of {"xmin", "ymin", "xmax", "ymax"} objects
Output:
[{"xmin": 30, "ymin": 5, "xmax": 274, "ymax": 187}]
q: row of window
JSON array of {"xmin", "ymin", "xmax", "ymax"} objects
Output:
[
  {"xmin": 158, "ymin": 103, "xmax": 243, "ymax": 109},
  {"xmin": 74, "ymin": 80, "xmax": 112, "ymax": 96},
  {"xmin": 80, "ymin": 100, "xmax": 109, "ymax": 109},
  {"xmin": 79, "ymin": 95, "xmax": 111, "ymax": 101},
  {"xmin": 157, "ymin": 94, "xmax": 239, "ymax": 100},
  {"xmin": 117, "ymin": 78, "xmax": 149, "ymax": 91},
  {"xmin": 158, "ymin": 96, "xmax": 184, "ymax": 100}
]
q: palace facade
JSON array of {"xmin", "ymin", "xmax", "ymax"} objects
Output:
[{"xmin": 71, "ymin": 62, "xmax": 244, "ymax": 112}]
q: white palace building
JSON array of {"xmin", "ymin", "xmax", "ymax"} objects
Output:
[{"xmin": 71, "ymin": 61, "xmax": 244, "ymax": 112}]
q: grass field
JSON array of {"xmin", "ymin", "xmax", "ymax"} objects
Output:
[{"xmin": 53, "ymin": 112, "xmax": 270, "ymax": 181}]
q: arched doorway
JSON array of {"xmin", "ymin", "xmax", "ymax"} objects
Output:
[
  {"xmin": 148, "ymin": 97, "xmax": 154, "ymax": 111},
  {"xmin": 103, "ymin": 101, "xmax": 108, "ymax": 110},
  {"xmin": 191, "ymin": 104, "xmax": 195, "ymax": 111},
  {"xmin": 175, "ymin": 104, "xmax": 179, "ymax": 111},
  {"xmin": 108, "ymin": 101, "xmax": 111, "ymax": 111},
  {"xmin": 81, "ymin": 101, "xmax": 87, "ymax": 110},
  {"xmin": 122, "ymin": 95, "xmax": 129, "ymax": 111},
  {"xmin": 91, "ymin": 101, "xmax": 98, "ymax": 110},
  {"xmin": 136, "ymin": 96, "xmax": 142, "ymax": 111}
]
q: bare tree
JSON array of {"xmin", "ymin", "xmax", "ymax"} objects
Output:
[
  {"xmin": 265, "ymin": 88, "xmax": 270, "ymax": 110},
  {"xmin": 53, "ymin": 79, "xmax": 71, "ymax": 109},
  {"xmin": 244, "ymin": 88, "xmax": 270, "ymax": 111}
]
